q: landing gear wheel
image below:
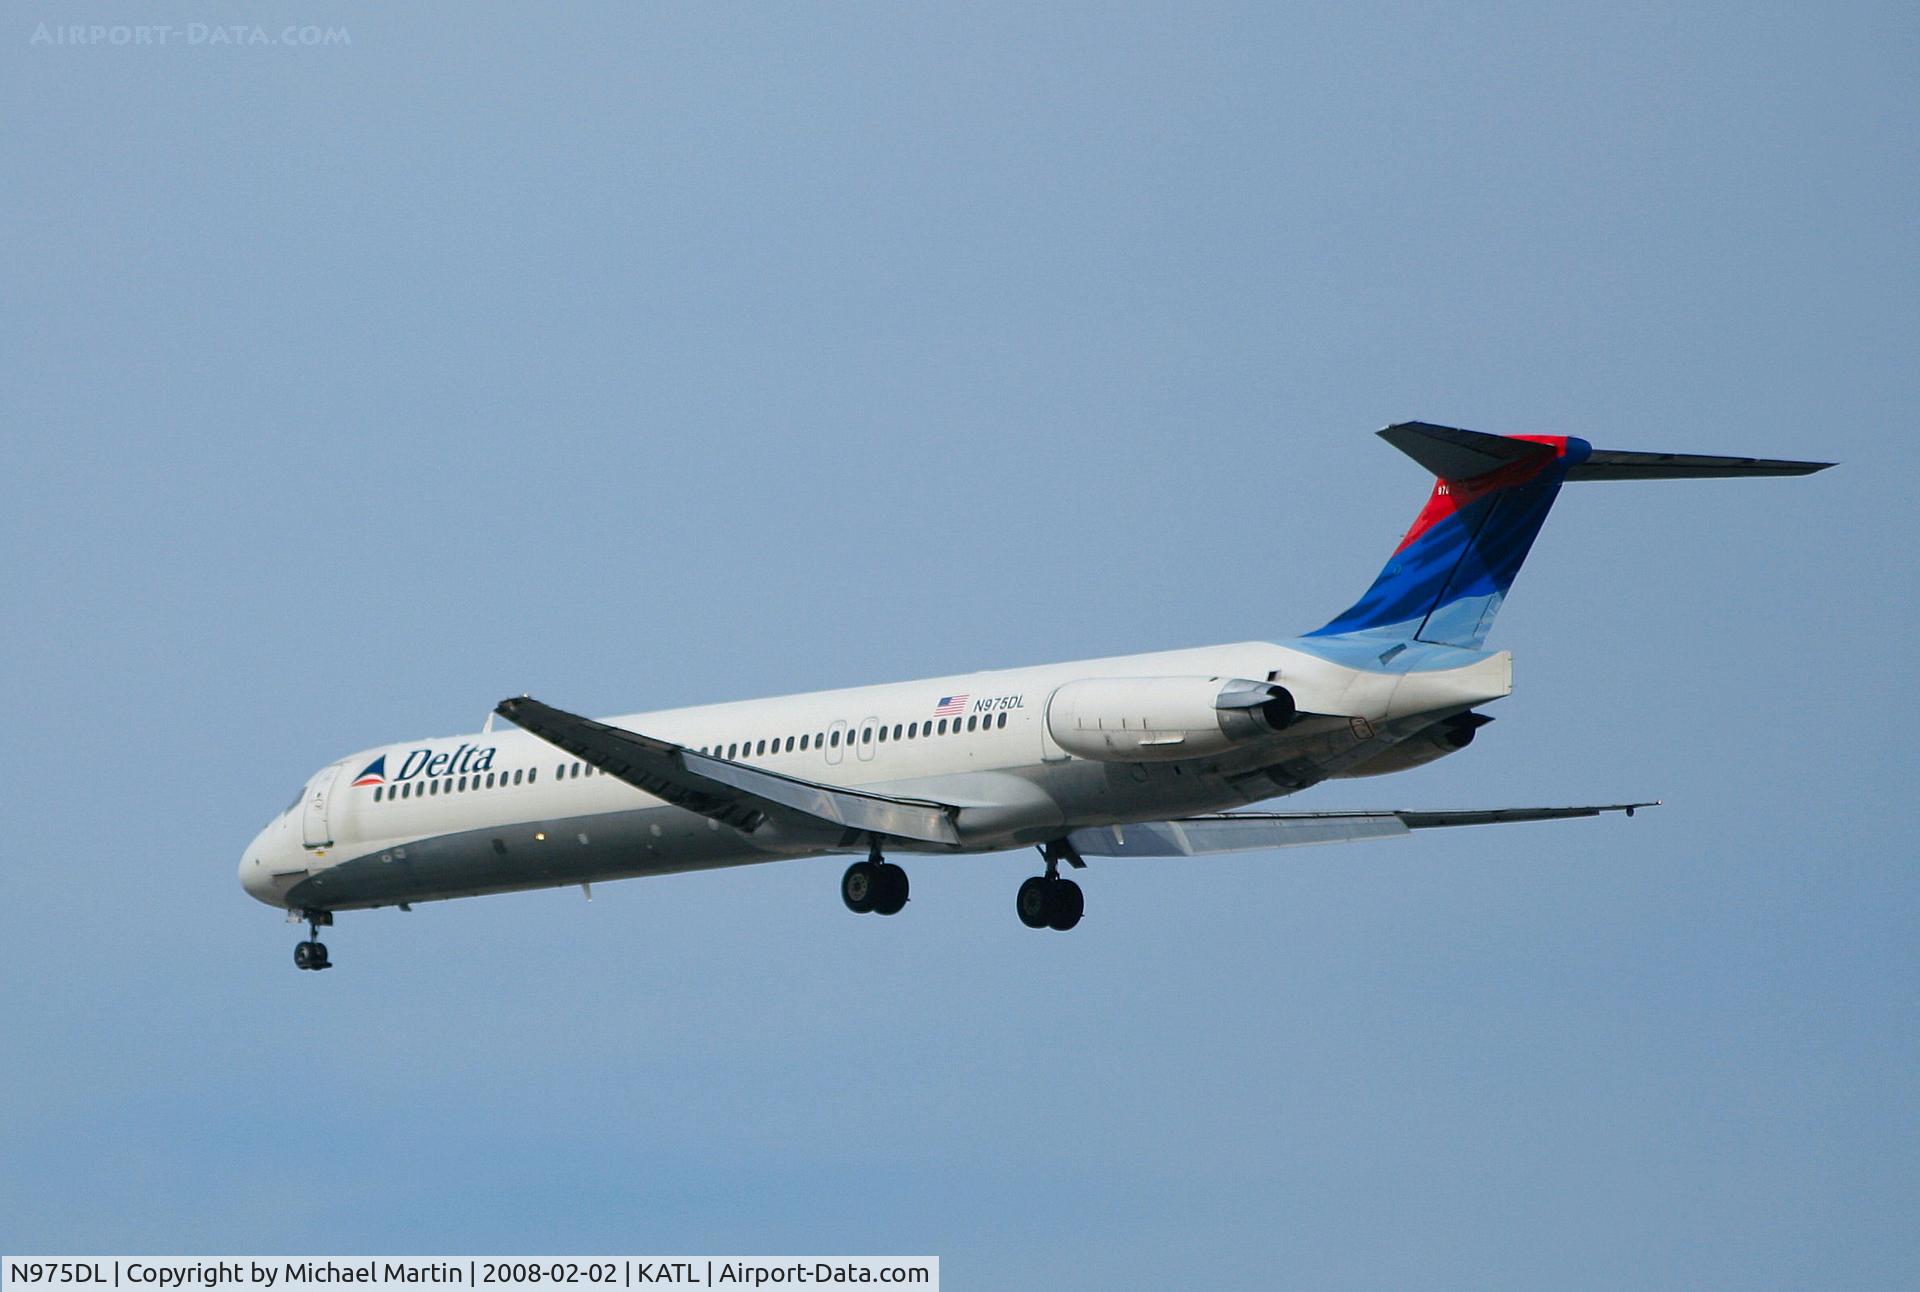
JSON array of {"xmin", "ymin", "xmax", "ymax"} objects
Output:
[
  {"xmin": 841, "ymin": 861, "xmax": 879, "ymax": 914},
  {"xmin": 1047, "ymin": 879, "xmax": 1084, "ymax": 931},
  {"xmin": 1017, "ymin": 876, "xmax": 1053, "ymax": 929},
  {"xmin": 871, "ymin": 862, "xmax": 909, "ymax": 916},
  {"xmin": 292, "ymin": 909, "xmax": 336, "ymax": 970},
  {"xmin": 1016, "ymin": 876, "xmax": 1084, "ymax": 930}
]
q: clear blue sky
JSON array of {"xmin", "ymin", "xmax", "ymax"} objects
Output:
[{"xmin": 2, "ymin": 4, "xmax": 1913, "ymax": 1287}]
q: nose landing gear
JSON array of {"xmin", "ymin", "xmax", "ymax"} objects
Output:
[{"xmin": 292, "ymin": 908, "xmax": 333, "ymax": 971}]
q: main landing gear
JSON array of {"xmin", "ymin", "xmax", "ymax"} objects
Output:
[
  {"xmin": 842, "ymin": 840, "xmax": 909, "ymax": 916},
  {"xmin": 292, "ymin": 908, "xmax": 333, "ymax": 971},
  {"xmin": 1018, "ymin": 839, "xmax": 1085, "ymax": 931}
]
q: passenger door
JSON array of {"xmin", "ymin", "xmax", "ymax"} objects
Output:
[{"xmin": 302, "ymin": 761, "xmax": 346, "ymax": 849}]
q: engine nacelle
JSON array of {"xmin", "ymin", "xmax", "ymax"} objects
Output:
[
  {"xmin": 1046, "ymin": 676, "xmax": 1297, "ymax": 763},
  {"xmin": 1334, "ymin": 712, "xmax": 1491, "ymax": 779}
]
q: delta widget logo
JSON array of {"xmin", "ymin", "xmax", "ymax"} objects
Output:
[{"xmin": 351, "ymin": 744, "xmax": 498, "ymax": 789}]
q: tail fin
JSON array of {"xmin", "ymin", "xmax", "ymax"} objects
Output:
[{"xmin": 1308, "ymin": 422, "xmax": 1832, "ymax": 650}]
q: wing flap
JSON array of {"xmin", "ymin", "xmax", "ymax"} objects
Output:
[{"xmin": 1069, "ymin": 803, "xmax": 1656, "ymax": 857}]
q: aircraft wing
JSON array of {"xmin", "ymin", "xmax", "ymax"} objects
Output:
[
  {"xmin": 495, "ymin": 696, "xmax": 963, "ymax": 845},
  {"xmin": 1067, "ymin": 803, "xmax": 1656, "ymax": 856}
]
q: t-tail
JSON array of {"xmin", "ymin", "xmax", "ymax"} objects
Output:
[{"xmin": 1308, "ymin": 421, "xmax": 1832, "ymax": 650}]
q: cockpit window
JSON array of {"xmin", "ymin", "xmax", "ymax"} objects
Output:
[{"xmin": 285, "ymin": 787, "xmax": 305, "ymax": 816}]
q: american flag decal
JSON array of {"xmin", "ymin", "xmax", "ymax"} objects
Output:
[{"xmin": 933, "ymin": 694, "xmax": 969, "ymax": 717}]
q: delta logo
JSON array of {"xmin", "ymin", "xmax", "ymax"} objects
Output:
[{"xmin": 352, "ymin": 744, "xmax": 499, "ymax": 789}]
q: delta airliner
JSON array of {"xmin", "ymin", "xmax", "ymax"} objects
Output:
[{"xmin": 240, "ymin": 422, "xmax": 1829, "ymax": 970}]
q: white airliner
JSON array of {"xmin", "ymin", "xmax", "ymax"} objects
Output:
[{"xmin": 241, "ymin": 422, "xmax": 1830, "ymax": 969}]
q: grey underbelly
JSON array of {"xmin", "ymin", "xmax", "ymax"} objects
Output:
[{"xmin": 286, "ymin": 803, "xmax": 786, "ymax": 911}]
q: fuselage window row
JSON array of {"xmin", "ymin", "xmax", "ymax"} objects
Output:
[
  {"xmin": 697, "ymin": 709, "xmax": 1008, "ymax": 760},
  {"xmin": 373, "ymin": 766, "xmax": 536, "ymax": 803},
  {"xmin": 371, "ymin": 709, "xmax": 1015, "ymax": 802}
]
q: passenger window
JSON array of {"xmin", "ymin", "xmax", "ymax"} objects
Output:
[
  {"xmin": 727, "ymin": 743, "xmax": 738, "ymax": 758},
  {"xmin": 862, "ymin": 727, "xmax": 873, "ymax": 744},
  {"xmin": 829, "ymin": 731, "xmax": 839, "ymax": 748},
  {"xmin": 756, "ymin": 740, "xmax": 767, "ymax": 756},
  {"xmin": 997, "ymin": 712, "xmax": 1008, "ymax": 729},
  {"xmin": 800, "ymin": 734, "xmax": 809, "ymax": 751},
  {"xmin": 785, "ymin": 736, "xmax": 795, "ymax": 752},
  {"xmin": 892, "ymin": 723, "xmax": 903, "ymax": 740},
  {"xmin": 373, "ymin": 786, "xmax": 383, "ymax": 802},
  {"xmin": 877, "ymin": 726, "xmax": 888, "ymax": 743},
  {"xmin": 967, "ymin": 715, "xmax": 978, "ymax": 732},
  {"xmin": 528, "ymin": 769, "xmax": 538, "ymax": 783},
  {"xmin": 937, "ymin": 719, "xmax": 947, "ymax": 735}
]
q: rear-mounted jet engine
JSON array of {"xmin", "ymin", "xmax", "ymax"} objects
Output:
[{"xmin": 1045, "ymin": 676, "xmax": 1297, "ymax": 762}]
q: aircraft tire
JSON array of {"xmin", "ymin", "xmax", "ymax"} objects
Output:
[
  {"xmin": 1047, "ymin": 879, "xmax": 1084, "ymax": 931},
  {"xmin": 1016, "ymin": 876, "xmax": 1052, "ymax": 929},
  {"xmin": 841, "ymin": 861, "xmax": 878, "ymax": 914},
  {"xmin": 872, "ymin": 863, "xmax": 909, "ymax": 915},
  {"xmin": 294, "ymin": 941, "xmax": 313, "ymax": 970}
]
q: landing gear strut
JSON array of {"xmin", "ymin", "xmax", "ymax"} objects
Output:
[
  {"xmin": 292, "ymin": 908, "xmax": 333, "ymax": 971},
  {"xmin": 1018, "ymin": 840, "xmax": 1085, "ymax": 931},
  {"xmin": 842, "ymin": 839, "xmax": 909, "ymax": 916}
]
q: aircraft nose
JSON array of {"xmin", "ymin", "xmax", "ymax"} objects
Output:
[{"xmin": 239, "ymin": 831, "xmax": 282, "ymax": 906}]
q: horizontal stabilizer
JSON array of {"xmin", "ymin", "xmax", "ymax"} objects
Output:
[
  {"xmin": 1377, "ymin": 421, "xmax": 1557, "ymax": 479},
  {"xmin": 1068, "ymin": 802, "xmax": 1657, "ymax": 857},
  {"xmin": 1567, "ymin": 449, "xmax": 1834, "ymax": 480}
]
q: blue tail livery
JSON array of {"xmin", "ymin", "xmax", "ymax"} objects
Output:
[{"xmin": 1308, "ymin": 422, "xmax": 1832, "ymax": 650}]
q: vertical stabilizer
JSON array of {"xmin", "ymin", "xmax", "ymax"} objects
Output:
[
  {"xmin": 1309, "ymin": 423, "xmax": 1589, "ymax": 649},
  {"xmin": 1307, "ymin": 422, "xmax": 1833, "ymax": 651}
]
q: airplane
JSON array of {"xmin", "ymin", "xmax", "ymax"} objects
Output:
[{"xmin": 240, "ymin": 421, "xmax": 1831, "ymax": 970}]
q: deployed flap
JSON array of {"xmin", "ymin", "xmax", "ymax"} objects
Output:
[
  {"xmin": 1069, "ymin": 802, "xmax": 1655, "ymax": 856},
  {"xmin": 495, "ymin": 696, "xmax": 962, "ymax": 845}
]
